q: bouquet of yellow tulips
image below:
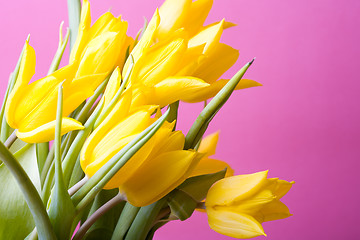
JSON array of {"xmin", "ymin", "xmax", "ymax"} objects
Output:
[{"xmin": 0, "ymin": 0, "xmax": 293, "ymax": 239}]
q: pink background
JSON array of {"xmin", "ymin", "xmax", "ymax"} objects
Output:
[{"xmin": 1, "ymin": 0, "xmax": 359, "ymax": 239}]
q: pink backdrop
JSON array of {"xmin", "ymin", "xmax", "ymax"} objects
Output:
[{"xmin": 1, "ymin": 0, "xmax": 359, "ymax": 239}]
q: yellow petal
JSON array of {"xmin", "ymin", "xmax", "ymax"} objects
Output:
[
  {"xmin": 188, "ymin": 19, "xmax": 224, "ymax": 54},
  {"xmin": 207, "ymin": 208, "xmax": 266, "ymax": 239},
  {"xmin": 103, "ymin": 67, "xmax": 122, "ymax": 108},
  {"xmin": 198, "ymin": 132, "xmax": 219, "ymax": 157},
  {"xmin": 88, "ymin": 12, "xmax": 126, "ymax": 40},
  {"xmin": 181, "ymin": 79, "xmax": 262, "ymax": 103},
  {"xmin": 132, "ymin": 38, "xmax": 188, "ymax": 86},
  {"xmin": 120, "ymin": 150, "xmax": 198, "ymax": 207},
  {"xmin": 192, "ymin": 43, "xmax": 239, "ymax": 84},
  {"xmin": 274, "ymin": 180, "xmax": 295, "ymax": 199},
  {"xmin": 80, "ymin": 106, "xmax": 154, "ymax": 170},
  {"xmin": 150, "ymin": 76, "xmax": 210, "ymax": 106},
  {"xmin": 206, "ymin": 171, "xmax": 269, "ymax": 207},
  {"xmin": 226, "ymin": 189, "xmax": 275, "ymax": 214},
  {"xmin": 256, "ymin": 200, "xmax": 292, "ymax": 223},
  {"xmin": 75, "ymin": 31, "xmax": 125, "ymax": 80},
  {"xmin": 190, "ymin": 158, "xmax": 234, "ymax": 178},
  {"xmin": 5, "ymin": 41, "xmax": 36, "ymax": 128},
  {"xmin": 123, "ymin": 9, "xmax": 160, "ymax": 73},
  {"xmin": 182, "ymin": 0, "xmax": 213, "ymax": 36},
  {"xmin": 16, "ymin": 117, "xmax": 84, "ymax": 143},
  {"xmin": 158, "ymin": 0, "xmax": 191, "ymax": 39}
]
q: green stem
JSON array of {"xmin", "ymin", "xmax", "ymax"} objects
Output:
[
  {"xmin": 111, "ymin": 203, "xmax": 140, "ymax": 240},
  {"xmin": 67, "ymin": 0, "xmax": 81, "ymax": 51},
  {"xmin": 0, "ymin": 141, "xmax": 56, "ymax": 240},
  {"xmin": 48, "ymin": 23, "xmax": 70, "ymax": 75},
  {"xmin": 73, "ymin": 193, "xmax": 125, "ymax": 240},
  {"xmin": 125, "ymin": 198, "xmax": 167, "ymax": 240}
]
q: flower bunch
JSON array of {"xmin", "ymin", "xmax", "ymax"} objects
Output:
[{"xmin": 0, "ymin": 0, "xmax": 293, "ymax": 239}]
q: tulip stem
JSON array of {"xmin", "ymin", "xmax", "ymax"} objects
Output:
[
  {"xmin": 67, "ymin": 0, "xmax": 81, "ymax": 51},
  {"xmin": 68, "ymin": 176, "xmax": 88, "ymax": 196},
  {"xmin": 62, "ymin": 100, "xmax": 104, "ymax": 188},
  {"xmin": 0, "ymin": 141, "xmax": 56, "ymax": 240},
  {"xmin": 4, "ymin": 131, "xmax": 17, "ymax": 148},
  {"xmin": 48, "ymin": 22, "xmax": 70, "ymax": 75},
  {"xmin": 184, "ymin": 59, "xmax": 255, "ymax": 149},
  {"xmin": 112, "ymin": 203, "xmax": 140, "ymax": 240},
  {"xmin": 125, "ymin": 198, "xmax": 167, "ymax": 240},
  {"xmin": 73, "ymin": 193, "xmax": 126, "ymax": 240}
]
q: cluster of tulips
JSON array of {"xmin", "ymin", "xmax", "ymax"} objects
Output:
[{"xmin": 0, "ymin": 0, "xmax": 293, "ymax": 239}]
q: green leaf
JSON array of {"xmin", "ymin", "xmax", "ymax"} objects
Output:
[
  {"xmin": 167, "ymin": 189, "xmax": 197, "ymax": 221},
  {"xmin": 184, "ymin": 59, "xmax": 254, "ymax": 149},
  {"xmin": 177, "ymin": 168, "xmax": 227, "ymax": 202},
  {"xmin": 0, "ymin": 144, "xmax": 40, "ymax": 239},
  {"xmin": 48, "ymin": 84, "xmax": 76, "ymax": 240}
]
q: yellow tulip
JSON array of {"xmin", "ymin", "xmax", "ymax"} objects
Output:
[
  {"xmin": 205, "ymin": 171, "xmax": 293, "ymax": 239},
  {"xmin": 69, "ymin": 0, "xmax": 131, "ymax": 70},
  {"xmin": 5, "ymin": 0, "xmax": 131, "ymax": 143},
  {"xmin": 121, "ymin": 0, "xmax": 261, "ymax": 106},
  {"xmin": 5, "ymin": 42, "xmax": 84, "ymax": 143},
  {"xmin": 80, "ymin": 105, "xmax": 201, "ymax": 207},
  {"xmin": 190, "ymin": 132, "xmax": 234, "ymax": 178}
]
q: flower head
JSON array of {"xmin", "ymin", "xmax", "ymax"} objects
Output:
[
  {"xmin": 5, "ymin": 0, "xmax": 130, "ymax": 143},
  {"xmin": 205, "ymin": 171, "xmax": 293, "ymax": 238}
]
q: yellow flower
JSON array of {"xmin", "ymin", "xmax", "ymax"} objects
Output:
[
  {"xmin": 5, "ymin": 42, "xmax": 85, "ymax": 143},
  {"xmin": 5, "ymin": 1, "xmax": 130, "ymax": 143},
  {"xmin": 121, "ymin": 0, "xmax": 261, "ymax": 106},
  {"xmin": 80, "ymin": 103, "xmax": 201, "ymax": 207},
  {"xmin": 205, "ymin": 171, "xmax": 293, "ymax": 239},
  {"xmin": 190, "ymin": 132, "xmax": 234, "ymax": 178},
  {"xmin": 70, "ymin": 0, "xmax": 131, "ymax": 70}
]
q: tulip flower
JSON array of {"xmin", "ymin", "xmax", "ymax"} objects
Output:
[
  {"xmin": 205, "ymin": 171, "xmax": 293, "ymax": 238},
  {"xmin": 121, "ymin": 0, "xmax": 261, "ymax": 106},
  {"xmin": 5, "ymin": 0, "xmax": 130, "ymax": 143},
  {"xmin": 80, "ymin": 104, "xmax": 201, "ymax": 207},
  {"xmin": 190, "ymin": 132, "xmax": 234, "ymax": 177}
]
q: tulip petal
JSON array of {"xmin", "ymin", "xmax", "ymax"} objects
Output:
[
  {"xmin": 126, "ymin": 9, "xmax": 160, "ymax": 67},
  {"xmin": 120, "ymin": 150, "xmax": 198, "ymax": 207},
  {"xmin": 158, "ymin": 0, "xmax": 192, "ymax": 39},
  {"xmin": 181, "ymin": 79, "xmax": 262, "ymax": 103},
  {"xmin": 133, "ymin": 38, "xmax": 188, "ymax": 86},
  {"xmin": 188, "ymin": 19, "xmax": 224, "ymax": 54},
  {"xmin": 274, "ymin": 180, "xmax": 295, "ymax": 199},
  {"xmin": 5, "ymin": 41, "xmax": 36, "ymax": 128},
  {"xmin": 198, "ymin": 132, "xmax": 219, "ymax": 157},
  {"xmin": 16, "ymin": 117, "xmax": 84, "ymax": 143},
  {"xmin": 183, "ymin": 0, "xmax": 213, "ymax": 36},
  {"xmin": 103, "ymin": 67, "xmax": 122, "ymax": 108},
  {"xmin": 257, "ymin": 200, "xmax": 292, "ymax": 223},
  {"xmin": 190, "ymin": 158, "xmax": 234, "ymax": 178},
  {"xmin": 207, "ymin": 208, "xmax": 266, "ymax": 238},
  {"xmin": 150, "ymin": 76, "xmax": 210, "ymax": 106},
  {"xmin": 192, "ymin": 43, "xmax": 239, "ymax": 84},
  {"xmin": 76, "ymin": 32, "xmax": 124, "ymax": 80},
  {"xmin": 206, "ymin": 171, "xmax": 268, "ymax": 207}
]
